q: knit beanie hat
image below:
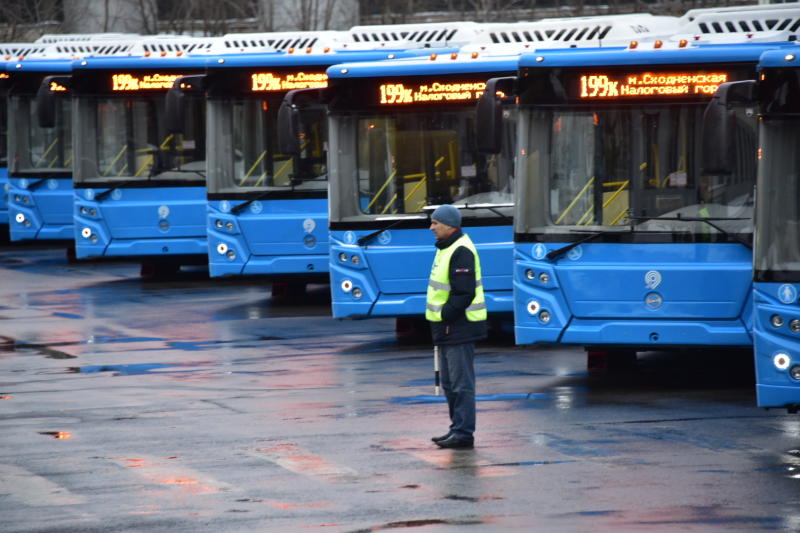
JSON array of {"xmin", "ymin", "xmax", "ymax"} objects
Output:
[{"xmin": 431, "ymin": 204, "xmax": 461, "ymax": 228}]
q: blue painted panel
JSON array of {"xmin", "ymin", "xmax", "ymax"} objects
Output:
[
  {"xmin": 753, "ymin": 283, "xmax": 800, "ymax": 409},
  {"xmin": 513, "ymin": 242, "xmax": 753, "ymax": 347},
  {"xmin": 73, "ymin": 186, "xmax": 206, "ymax": 258},
  {"xmin": 330, "ymin": 225, "xmax": 513, "ymax": 319},
  {"xmin": 8, "ymin": 177, "xmax": 73, "ymax": 241},
  {"xmin": 207, "ymin": 199, "xmax": 330, "ymax": 277}
]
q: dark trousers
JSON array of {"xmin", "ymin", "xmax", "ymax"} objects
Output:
[{"xmin": 439, "ymin": 342, "xmax": 476, "ymax": 440}]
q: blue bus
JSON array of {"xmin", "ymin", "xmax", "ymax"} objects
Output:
[
  {"xmin": 322, "ymin": 15, "xmax": 679, "ymax": 335},
  {"xmin": 510, "ymin": 6, "xmax": 800, "ymax": 368},
  {"xmin": 4, "ymin": 35, "xmax": 136, "ymax": 245},
  {"xmin": 5, "ymin": 45, "xmax": 75, "ymax": 243},
  {"xmin": 715, "ymin": 48, "xmax": 800, "ymax": 411},
  {"xmin": 201, "ymin": 25, "xmax": 481, "ymax": 295},
  {"xmin": 69, "ymin": 36, "xmax": 222, "ymax": 276}
]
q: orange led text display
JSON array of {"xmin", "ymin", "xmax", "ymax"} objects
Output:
[
  {"xmin": 579, "ymin": 71, "xmax": 729, "ymax": 99},
  {"xmin": 250, "ymin": 72, "xmax": 327, "ymax": 92},
  {"xmin": 111, "ymin": 73, "xmax": 184, "ymax": 91},
  {"xmin": 379, "ymin": 80, "xmax": 486, "ymax": 105}
]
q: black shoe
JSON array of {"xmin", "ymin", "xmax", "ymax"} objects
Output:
[
  {"xmin": 431, "ymin": 432, "xmax": 452, "ymax": 443},
  {"xmin": 435, "ymin": 435, "xmax": 474, "ymax": 449}
]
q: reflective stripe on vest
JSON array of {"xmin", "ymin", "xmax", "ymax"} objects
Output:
[{"xmin": 425, "ymin": 233, "xmax": 487, "ymax": 322}]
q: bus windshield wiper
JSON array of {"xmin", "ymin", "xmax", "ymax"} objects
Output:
[
  {"xmin": 95, "ymin": 188, "xmax": 116, "ymax": 201},
  {"xmin": 423, "ymin": 202, "xmax": 514, "ymax": 224},
  {"xmin": 357, "ymin": 219, "xmax": 407, "ymax": 246},
  {"xmin": 545, "ymin": 230, "xmax": 611, "ymax": 261},
  {"xmin": 629, "ymin": 215, "xmax": 752, "ymax": 249},
  {"xmin": 460, "ymin": 202, "xmax": 513, "ymax": 224},
  {"xmin": 231, "ymin": 189, "xmax": 276, "ymax": 215},
  {"xmin": 26, "ymin": 178, "xmax": 49, "ymax": 191}
]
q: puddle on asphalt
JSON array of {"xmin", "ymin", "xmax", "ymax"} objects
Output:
[
  {"xmin": 347, "ymin": 517, "xmax": 485, "ymax": 532},
  {"xmin": 0, "ymin": 341, "xmax": 77, "ymax": 359},
  {"xmin": 38, "ymin": 431, "xmax": 72, "ymax": 439}
]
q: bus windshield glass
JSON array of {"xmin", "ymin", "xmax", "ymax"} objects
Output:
[
  {"xmin": 755, "ymin": 119, "xmax": 800, "ymax": 280},
  {"xmin": 8, "ymin": 94, "xmax": 72, "ymax": 174},
  {"xmin": 73, "ymin": 95, "xmax": 205, "ymax": 184},
  {"xmin": 516, "ymin": 105, "xmax": 755, "ymax": 239},
  {"xmin": 207, "ymin": 98, "xmax": 327, "ymax": 195},
  {"xmin": 331, "ymin": 107, "xmax": 515, "ymax": 223}
]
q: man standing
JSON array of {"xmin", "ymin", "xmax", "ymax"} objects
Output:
[{"xmin": 426, "ymin": 204, "xmax": 487, "ymax": 449}]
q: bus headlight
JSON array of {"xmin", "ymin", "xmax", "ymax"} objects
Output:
[
  {"xmin": 539, "ymin": 272, "xmax": 550, "ymax": 284},
  {"xmin": 352, "ymin": 287, "xmax": 363, "ymax": 299},
  {"xmin": 539, "ymin": 310, "xmax": 551, "ymax": 323},
  {"xmin": 81, "ymin": 227, "xmax": 92, "ymax": 239},
  {"xmin": 526, "ymin": 300, "xmax": 541, "ymax": 315},
  {"xmin": 525, "ymin": 269, "xmax": 535, "ymax": 280},
  {"xmin": 216, "ymin": 243, "xmax": 228, "ymax": 255},
  {"xmin": 226, "ymin": 249, "xmax": 236, "ymax": 260},
  {"xmin": 341, "ymin": 279, "xmax": 353, "ymax": 292},
  {"xmin": 772, "ymin": 315, "xmax": 785, "ymax": 328},
  {"xmin": 225, "ymin": 221, "xmax": 234, "ymax": 231},
  {"xmin": 215, "ymin": 219, "xmax": 223, "ymax": 228},
  {"xmin": 791, "ymin": 366, "xmax": 800, "ymax": 380},
  {"xmin": 15, "ymin": 213, "xmax": 25, "ymax": 224},
  {"xmin": 339, "ymin": 252, "xmax": 348, "ymax": 262},
  {"xmin": 791, "ymin": 319, "xmax": 800, "ymax": 333},
  {"xmin": 774, "ymin": 353, "xmax": 792, "ymax": 370},
  {"xmin": 351, "ymin": 255, "xmax": 360, "ymax": 265}
]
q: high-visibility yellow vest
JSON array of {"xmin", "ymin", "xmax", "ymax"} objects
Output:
[{"xmin": 425, "ymin": 233, "xmax": 487, "ymax": 322}]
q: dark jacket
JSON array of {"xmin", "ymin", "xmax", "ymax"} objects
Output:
[{"xmin": 429, "ymin": 229, "xmax": 488, "ymax": 345}]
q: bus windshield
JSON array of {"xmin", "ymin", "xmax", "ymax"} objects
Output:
[
  {"xmin": 330, "ymin": 107, "xmax": 515, "ymax": 223},
  {"xmin": 516, "ymin": 105, "xmax": 755, "ymax": 239},
  {"xmin": 8, "ymin": 94, "xmax": 72, "ymax": 174},
  {"xmin": 73, "ymin": 95, "xmax": 205, "ymax": 184},
  {"xmin": 755, "ymin": 118, "xmax": 800, "ymax": 280},
  {"xmin": 207, "ymin": 98, "xmax": 327, "ymax": 195}
]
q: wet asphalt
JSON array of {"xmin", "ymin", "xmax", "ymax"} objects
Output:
[{"xmin": 0, "ymin": 244, "xmax": 799, "ymax": 532}]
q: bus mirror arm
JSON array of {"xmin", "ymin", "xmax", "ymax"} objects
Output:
[
  {"xmin": 36, "ymin": 75, "xmax": 71, "ymax": 128},
  {"xmin": 476, "ymin": 76, "xmax": 517, "ymax": 154},
  {"xmin": 166, "ymin": 75, "xmax": 206, "ymax": 135},
  {"xmin": 277, "ymin": 87, "xmax": 328, "ymax": 157},
  {"xmin": 700, "ymin": 80, "xmax": 756, "ymax": 175}
]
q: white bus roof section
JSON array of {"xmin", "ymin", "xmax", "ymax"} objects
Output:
[
  {"xmin": 461, "ymin": 14, "xmax": 681, "ymax": 53},
  {"xmin": 34, "ymin": 33, "xmax": 138, "ymax": 44},
  {"xmin": 217, "ymin": 22, "xmax": 482, "ymax": 55},
  {"xmin": 1, "ymin": 43, "xmax": 49, "ymax": 59},
  {"xmin": 345, "ymin": 22, "xmax": 482, "ymax": 49},
  {"xmin": 60, "ymin": 35, "xmax": 224, "ymax": 58},
  {"xmin": 674, "ymin": 3, "xmax": 800, "ymax": 43}
]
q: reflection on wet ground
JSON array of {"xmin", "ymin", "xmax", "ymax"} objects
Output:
[{"xmin": 0, "ymin": 246, "xmax": 798, "ymax": 532}]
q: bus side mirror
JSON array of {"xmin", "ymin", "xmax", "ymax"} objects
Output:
[
  {"xmin": 701, "ymin": 80, "xmax": 756, "ymax": 175},
  {"xmin": 476, "ymin": 76, "xmax": 516, "ymax": 154},
  {"xmin": 277, "ymin": 96, "xmax": 301, "ymax": 156},
  {"xmin": 277, "ymin": 87, "xmax": 326, "ymax": 156},
  {"xmin": 36, "ymin": 75, "xmax": 70, "ymax": 128},
  {"xmin": 166, "ymin": 75, "xmax": 205, "ymax": 134}
]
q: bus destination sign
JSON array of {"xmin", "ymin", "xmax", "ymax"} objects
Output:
[
  {"xmin": 250, "ymin": 71, "xmax": 327, "ymax": 92},
  {"xmin": 378, "ymin": 80, "xmax": 487, "ymax": 105},
  {"xmin": 111, "ymin": 73, "xmax": 186, "ymax": 91},
  {"xmin": 578, "ymin": 70, "xmax": 730, "ymax": 99}
]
